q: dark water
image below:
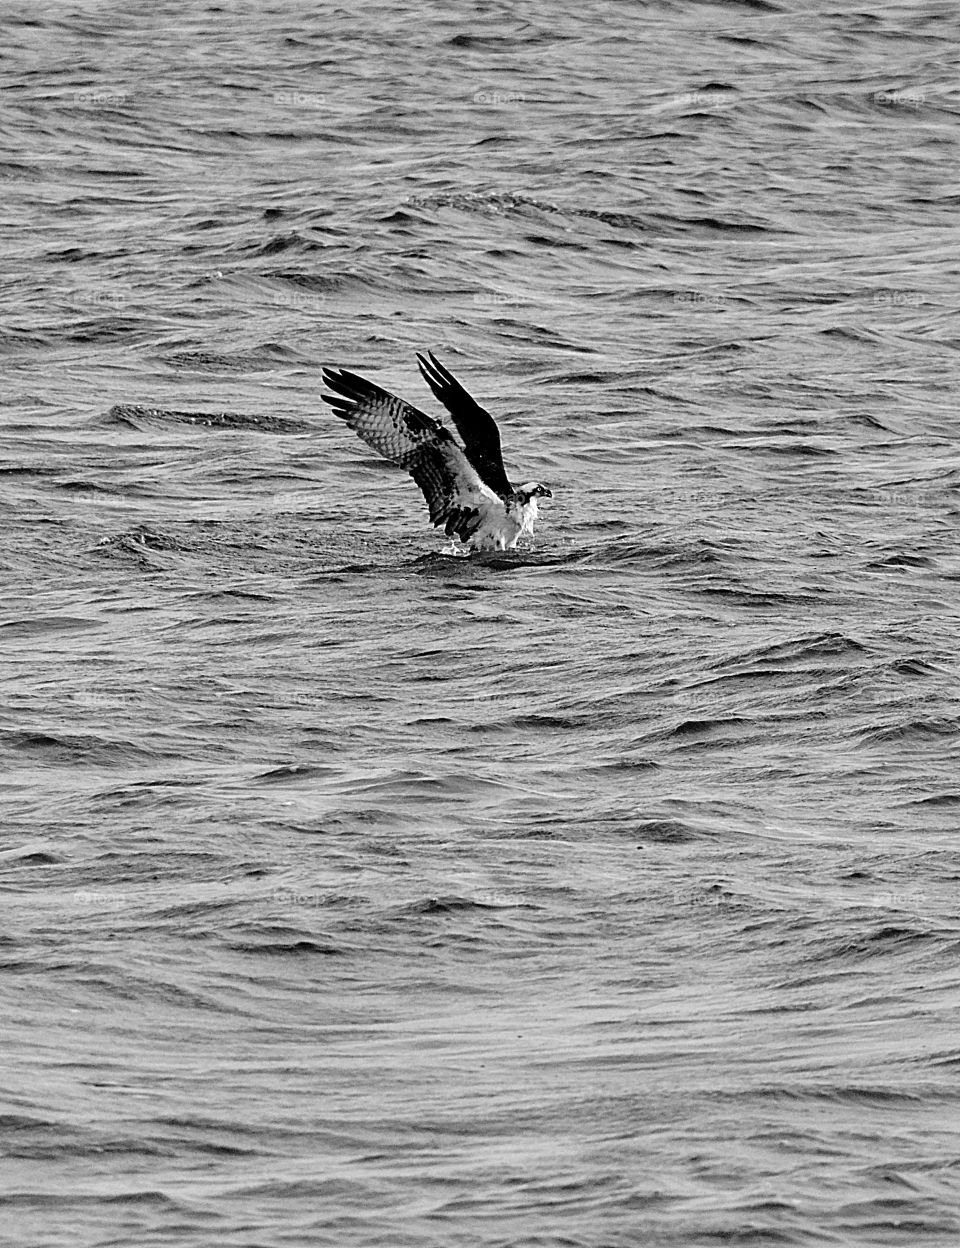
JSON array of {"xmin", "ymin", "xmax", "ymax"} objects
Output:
[{"xmin": 3, "ymin": 2, "xmax": 960, "ymax": 1245}]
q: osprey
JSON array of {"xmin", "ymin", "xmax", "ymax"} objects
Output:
[{"xmin": 321, "ymin": 352, "xmax": 552, "ymax": 552}]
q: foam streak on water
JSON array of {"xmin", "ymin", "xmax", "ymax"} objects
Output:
[{"xmin": 3, "ymin": 2, "xmax": 960, "ymax": 1245}]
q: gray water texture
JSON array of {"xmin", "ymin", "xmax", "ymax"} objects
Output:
[{"xmin": 3, "ymin": 2, "xmax": 960, "ymax": 1245}]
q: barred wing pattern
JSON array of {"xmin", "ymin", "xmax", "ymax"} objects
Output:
[{"xmin": 321, "ymin": 367, "xmax": 505, "ymax": 544}]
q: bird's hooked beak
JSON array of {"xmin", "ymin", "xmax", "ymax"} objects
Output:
[{"xmin": 540, "ymin": 486, "xmax": 553, "ymax": 498}]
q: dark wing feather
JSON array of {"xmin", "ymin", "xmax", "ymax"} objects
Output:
[
  {"xmin": 322, "ymin": 367, "xmax": 443, "ymax": 466},
  {"xmin": 416, "ymin": 352, "xmax": 513, "ymax": 499},
  {"xmin": 321, "ymin": 366, "xmax": 499, "ymax": 541}
]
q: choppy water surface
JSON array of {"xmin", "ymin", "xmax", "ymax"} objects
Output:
[{"xmin": 3, "ymin": 2, "xmax": 960, "ymax": 1244}]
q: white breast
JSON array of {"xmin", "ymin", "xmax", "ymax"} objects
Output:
[{"xmin": 517, "ymin": 498, "xmax": 539, "ymax": 536}]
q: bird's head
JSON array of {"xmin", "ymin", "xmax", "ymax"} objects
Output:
[{"xmin": 516, "ymin": 482, "xmax": 553, "ymax": 504}]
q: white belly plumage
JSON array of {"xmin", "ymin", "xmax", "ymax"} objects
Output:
[{"xmin": 469, "ymin": 498, "xmax": 537, "ymax": 552}]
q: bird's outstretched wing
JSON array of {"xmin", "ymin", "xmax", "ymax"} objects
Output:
[
  {"xmin": 416, "ymin": 352, "xmax": 513, "ymax": 499},
  {"xmin": 321, "ymin": 366, "xmax": 504, "ymax": 543}
]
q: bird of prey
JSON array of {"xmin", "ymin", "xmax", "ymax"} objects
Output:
[{"xmin": 321, "ymin": 352, "xmax": 552, "ymax": 551}]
